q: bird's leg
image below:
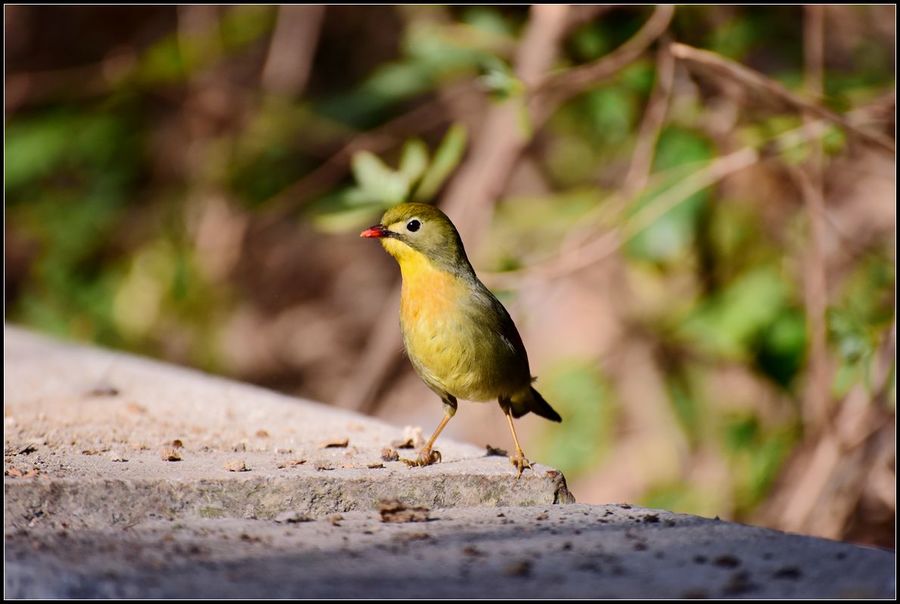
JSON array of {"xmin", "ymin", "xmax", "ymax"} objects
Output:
[
  {"xmin": 503, "ymin": 406, "xmax": 533, "ymax": 479},
  {"xmin": 403, "ymin": 396, "xmax": 456, "ymax": 467}
]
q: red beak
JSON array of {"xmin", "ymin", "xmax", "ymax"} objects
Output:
[{"xmin": 360, "ymin": 224, "xmax": 388, "ymax": 238}]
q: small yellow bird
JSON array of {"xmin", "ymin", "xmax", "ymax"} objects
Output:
[{"xmin": 361, "ymin": 202, "xmax": 561, "ymax": 476}]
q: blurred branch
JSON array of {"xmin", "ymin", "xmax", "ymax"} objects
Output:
[
  {"xmin": 563, "ymin": 5, "xmax": 616, "ymax": 34},
  {"xmin": 766, "ymin": 11, "xmax": 893, "ymax": 538},
  {"xmin": 670, "ymin": 42, "xmax": 896, "ymax": 154},
  {"xmin": 256, "ymin": 79, "xmax": 481, "ymax": 229},
  {"xmin": 797, "ymin": 4, "xmax": 830, "ymax": 435},
  {"xmin": 765, "ymin": 322, "xmax": 896, "ymax": 538},
  {"xmin": 791, "ymin": 165, "xmax": 831, "ymax": 431},
  {"xmin": 177, "ymin": 5, "xmax": 221, "ymax": 51},
  {"xmin": 261, "ymin": 5, "xmax": 325, "ymax": 97},
  {"xmin": 484, "ymin": 146, "xmax": 760, "ymax": 289},
  {"xmin": 339, "ymin": 5, "xmax": 574, "ymax": 413},
  {"xmin": 445, "ymin": 5, "xmax": 675, "ymax": 245},
  {"xmin": 532, "ymin": 5, "xmax": 675, "ymax": 123},
  {"xmin": 333, "ymin": 286, "xmax": 405, "ymax": 413},
  {"xmin": 484, "ymin": 94, "xmax": 892, "ymax": 289},
  {"xmin": 259, "ymin": 6, "xmax": 676, "ymax": 229},
  {"xmin": 442, "ymin": 4, "xmax": 572, "ymax": 245},
  {"xmin": 622, "ymin": 37, "xmax": 676, "ymax": 197},
  {"xmin": 6, "ymin": 62, "xmax": 114, "ymax": 114}
]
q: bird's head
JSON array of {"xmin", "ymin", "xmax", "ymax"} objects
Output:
[{"xmin": 360, "ymin": 202, "xmax": 473, "ymax": 276}]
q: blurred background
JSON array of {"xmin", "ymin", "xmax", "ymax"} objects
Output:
[{"xmin": 4, "ymin": 5, "xmax": 895, "ymax": 548}]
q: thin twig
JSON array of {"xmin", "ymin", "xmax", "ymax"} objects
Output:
[
  {"xmin": 333, "ymin": 287, "xmax": 404, "ymax": 413},
  {"xmin": 261, "ymin": 5, "xmax": 325, "ymax": 97},
  {"xmin": 623, "ymin": 37, "xmax": 676, "ymax": 197},
  {"xmin": 535, "ymin": 6, "xmax": 675, "ymax": 106},
  {"xmin": 798, "ymin": 5, "xmax": 831, "ymax": 435},
  {"xmin": 442, "ymin": 4, "xmax": 572, "ymax": 247},
  {"xmin": 563, "ymin": 5, "xmax": 617, "ymax": 35},
  {"xmin": 259, "ymin": 6, "xmax": 677, "ymax": 230},
  {"xmin": 670, "ymin": 42, "xmax": 895, "ymax": 154},
  {"xmin": 792, "ymin": 166, "xmax": 831, "ymax": 429},
  {"xmin": 483, "ymin": 147, "xmax": 760, "ymax": 289},
  {"xmin": 5, "ymin": 61, "xmax": 119, "ymax": 114},
  {"xmin": 256, "ymin": 80, "xmax": 481, "ymax": 229},
  {"xmin": 484, "ymin": 82, "xmax": 896, "ymax": 290}
]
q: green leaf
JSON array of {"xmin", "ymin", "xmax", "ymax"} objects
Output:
[
  {"xmin": 351, "ymin": 151, "xmax": 410, "ymax": 204},
  {"xmin": 626, "ymin": 127, "xmax": 714, "ymax": 261},
  {"xmin": 461, "ymin": 7, "xmax": 516, "ymax": 36},
  {"xmin": 309, "ymin": 188, "xmax": 387, "ymax": 233},
  {"xmin": 313, "ymin": 204, "xmax": 385, "ymax": 233},
  {"xmin": 405, "ymin": 21, "xmax": 498, "ymax": 76},
  {"xmin": 398, "ymin": 139, "xmax": 429, "ymax": 186},
  {"xmin": 479, "ymin": 56, "xmax": 524, "ymax": 99},
  {"xmin": 414, "ymin": 123, "xmax": 468, "ymax": 201},
  {"xmin": 679, "ymin": 267, "xmax": 791, "ymax": 360},
  {"xmin": 5, "ymin": 115, "xmax": 72, "ymax": 190},
  {"xmin": 219, "ymin": 5, "xmax": 275, "ymax": 48},
  {"xmin": 752, "ymin": 308, "xmax": 807, "ymax": 389},
  {"xmin": 535, "ymin": 360, "xmax": 614, "ymax": 477},
  {"xmin": 822, "ymin": 124, "xmax": 847, "ymax": 155},
  {"xmin": 584, "ymin": 87, "xmax": 638, "ymax": 146}
]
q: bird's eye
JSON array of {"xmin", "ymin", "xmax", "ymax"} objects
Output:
[{"xmin": 406, "ymin": 219, "xmax": 421, "ymax": 232}]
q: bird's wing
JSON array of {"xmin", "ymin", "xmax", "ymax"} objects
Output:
[{"xmin": 467, "ymin": 282, "xmax": 532, "ymax": 381}]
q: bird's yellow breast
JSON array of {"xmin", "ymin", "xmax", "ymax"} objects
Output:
[
  {"xmin": 392, "ymin": 242, "xmax": 467, "ymax": 330},
  {"xmin": 385, "ymin": 240, "xmax": 499, "ymax": 401}
]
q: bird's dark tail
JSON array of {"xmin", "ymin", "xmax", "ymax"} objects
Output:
[{"xmin": 510, "ymin": 386, "xmax": 562, "ymax": 422}]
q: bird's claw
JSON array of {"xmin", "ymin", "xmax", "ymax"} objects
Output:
[
  {"xmin": 509, "ymin": 452, "xmax": 533, "ymax": 479},
  {"xmin": 402, "ymin": 448, "xmax": 442, "ymax": 468}
]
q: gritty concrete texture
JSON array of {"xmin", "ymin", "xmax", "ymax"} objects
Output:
[
  {"xmin": 4, "ymin": 326, "xmax": 572, "ymax": 530},
  {"xmin": 6, "ymin": 504, "xmax": 895, "ymax": 598},
  {"xmin": 4, "ymin": 327, "xmax": 895, "ymax": 598}
]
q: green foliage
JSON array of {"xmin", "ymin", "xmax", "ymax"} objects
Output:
[
  {"xmin": 415, "ymin": 123, "xmax": 468, "ymax": 200},
  {"xmin": 6, "ymin": 106, "xmax": 145, "ymax": 346},
  {"xmin": 752, "ymin": 308, "xmax": 807, "ymax": 389},
  {"xmin": 678, "ymin": 267, "xmax": 792, "ymax": 361},
  {"xmin": 398, "ymin": 139, "xmax": 429, "ymax": 184},
  {"xmin": 352, "ymin": 151, "xmax": 411, "ymax": 205},
  {"xmin": 828, "ymin": 255, "xmax": 895, "ymax": 398},
  {"xmin": 626, "ymin": 127, "xmax": 714, "ymax": 262},
  {"xmin": 137, "ymin": 6, "xmax": 275, "ymax": 84},
  {"xmin": 479, "ymin": 56, "xmax": 524, "ymax": 100},
  {"xmin": 318, "ymin": 7, "xmax": 514, "ymax": 129},
  {"xmin": 643, "ymin": 483, "xmax": 724, "ymax": 519},
  {"xmin": 566, "ymin": 8, "xmax": 648, "ymax": 63},
  {"xmin": 536, "ymin": 360, "xmax": 615, "ymax": 477},
  {"xmin": 487, "ymin": 187, "xmax": 604, "ymax": 269},
  {"xmin": 310, "ymin": 124, "xmax": 469, "ymax": 231},
  {"xmin": 665, "ymin": 367, "xmax": 705, "ymax": 446},
  {"xmin": 460, "ymin": 6, "xmax": 518, "ymax": 37},
  {"xmin": 6, "ymin": 111, "xmax": 135, "ymax": 193},
  {"xmin": 722, "ymin": 412, "xmax": 797, "ymax": 512}
]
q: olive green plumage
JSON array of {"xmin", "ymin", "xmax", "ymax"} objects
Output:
[{"xmin": 369, "ymin": 202, "xmax": 561, "ymax": 423}]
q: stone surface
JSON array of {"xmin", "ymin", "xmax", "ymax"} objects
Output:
[
  {"xmin": 6, "ymin": 504, "xmax": 894, "ymax": 598},
  {"xmin": 4, "ymin": 327, "xmax": 895, "ymax": 598},
  {"xmin": 3, "ymin": 326, "xmax": 572, "ymax": 530}
]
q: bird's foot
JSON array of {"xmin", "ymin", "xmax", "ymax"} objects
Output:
[
  {"xmin": 509, "ymin": 450, "xmax": 533, "ymax": 479},
  {"xmin": 402, "ymin": 448, "xmax": 442, "ymax": 468}
]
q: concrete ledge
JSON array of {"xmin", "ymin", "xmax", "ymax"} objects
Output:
[
  {"xmin": 5, "ymin": 461, "xmax": 571, "ymax": 529},
  {"xmin": 4, "ymin": 326, "xmax": 572, "ymax": 527},
  {"xmin": 6, "ymin": 504, "xmax": 894, "ymax": 598},
  {"xmin": 4, "ymin": 327, "xmax": 894, "ymax": 598}
]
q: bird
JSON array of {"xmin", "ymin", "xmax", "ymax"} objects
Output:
[{"xmin": 360, "ymin": 202, "xmax": 561, "ymax": 477}]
